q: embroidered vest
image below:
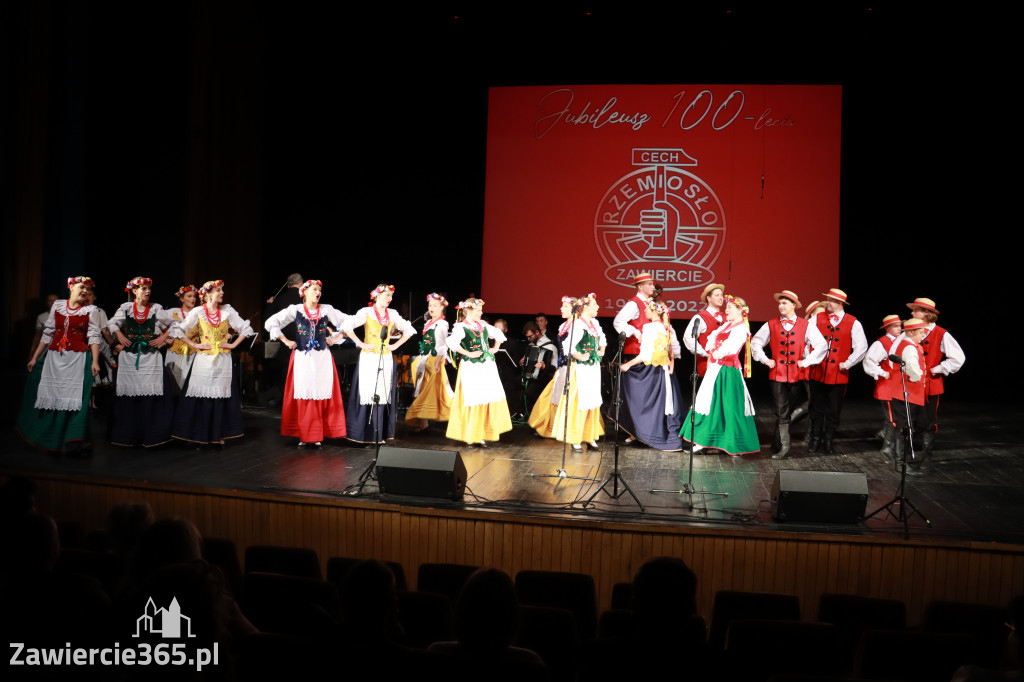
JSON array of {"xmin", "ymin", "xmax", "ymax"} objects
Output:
[
  {"xmin": 649, "ymin": 329, "xmax": 672, "ymax": 367},
  {"xmin": 575, "ymin": 326, "xmax": 601, "ymax": 366},
  {"xmin": 197, "ymin": 315, "xmax": 232, "ymax": 355},
  {"xmin": 874, "ymin": 336, "xmax": 902, "ymax": 401},
  {"xmin": 621, "ymin": 295, "xmax": 647, "ymax": 356},
  {"xmin": 168, "ymin": 309, "xmax": 201, "ymax": 356},
  {"xmin": 419, "ymin": 327, "xmax": 438, "ymax": 356},
  {"xmin": 809, "ymin": 312, "xmax": 857, "ymax": 385},
  {"xmin": 919, "ymin": 325, "xmax": 947, "ymax": 396},
  {"xmin": 459, "ymin": 324, "xmax": 493, "ymax": 364},
  {"xmin": 362, "ymin": 312, "xmax": 394, "ymax": 355},
  {"xmin": 295, "ymin": 312, "xmax": 332, "ymax": 352},
  {"xmin": 767, "ymin": 317, "xmax": 808, "ymax": 384},
  {"xmin": 50, "ymin": 310, "xmax": 91, "ymax": 353},
  {"xmin": 695, "ymin": 308, "xmax": 724, "ymax": 377}
]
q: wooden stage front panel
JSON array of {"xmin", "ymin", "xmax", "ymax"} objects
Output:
[{"xmin": 24, "ymin": 472, "xmax": 1024, "ymax": 627}]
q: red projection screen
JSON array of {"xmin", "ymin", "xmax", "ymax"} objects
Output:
[{"xmin": 481, "ymin": 85, "xmax": 842, "ymax": 319}]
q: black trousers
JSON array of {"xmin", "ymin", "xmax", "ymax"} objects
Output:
[{"xmin": 808, "ymin": 381, "xmax": 847, "ymax": 431}]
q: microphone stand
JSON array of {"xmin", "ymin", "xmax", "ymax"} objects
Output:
[
  {"xmin": 651, "ymin": 314, "xmax": 728, "ymax": 510},
  {"xmin": 864, "ymin": 353, "xmax": 931, "ymax": 538},
  {"xmin": 348, "ymin": 320, "xmax": 391, "ymax": 495},
  {"xmin": 531, "ymin": 306, "xmax": 600, "ymax": 487},
  {"xmin": 583, "ymin": 331, "xmax": 644, "ymax": 511}
]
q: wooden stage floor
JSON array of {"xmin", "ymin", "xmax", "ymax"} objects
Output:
[{"xmin": 3, "ymin": 394, "xmax": 1023, "ymax": 547}]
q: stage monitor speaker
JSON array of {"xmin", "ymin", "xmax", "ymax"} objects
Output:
[
  {"xmin": 376, "ymin": 447, "xmax": 466, "ymax": 500},
  {"xmin": 771, "ymin": 470, "xmax": 868, "ymax": 523}
]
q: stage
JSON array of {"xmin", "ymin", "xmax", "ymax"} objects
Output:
[
  {"xmin": 3, "ymin": 395, "xmax": 1022, "ymax": 544},
  {"xmin": 3, "ymin": 393, "xmax": 1023, "ymax": 623}
]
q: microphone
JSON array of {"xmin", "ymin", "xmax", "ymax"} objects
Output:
[
  {"xmin": 618, "ymin": 331, "xmax": 627, "ymax": 344},
  {"xmin": 888, "ymin": 354, "xmax": 906, "ymax": 365},
  {"xmin": 380, "ymin": 323, "xmax": 389, "ymax": 343}
]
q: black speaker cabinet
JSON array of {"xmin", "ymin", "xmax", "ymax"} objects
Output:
[
  {"xmin": 771, "ymin": 470, "xmax": 868, "ymax": 523},
  {"xmin": 375, "ymin": 447, "xmax": 466, "ymax": 500}
]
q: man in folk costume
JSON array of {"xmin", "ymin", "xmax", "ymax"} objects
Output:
[
  {"xmin": 862, "ymin": 315, "xmax": 905, "ymax": 466},
  {"xmin": 903, "ymin": 297, "xmax": 965, "ymax": 466},
  {"xmin": 806, "ymin": 288, "xmax": 868, "ymax": 454},
  {"xmin": 682, "ymin": 282, "xmax": 727, "ymax": 380},
  {"xmin": 750, "ymin": 290, "xmax": 826, "ymax": 460},
  {"xmin": 613, "ymin": 272, "xmax": 658, "ymax": 359},
  {"xmin": 888, "ymin": 318, "xmax": 931, "ymax": 475},
  {"xmin": 611, "ymin": 272, "xmax": 657, "ymax": 442}
]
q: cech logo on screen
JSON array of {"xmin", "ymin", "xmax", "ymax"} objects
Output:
[{"xmin": 594, "ymin": 148, "xmax": 725, "ymax": 292}]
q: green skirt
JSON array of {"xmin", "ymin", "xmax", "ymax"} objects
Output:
[
  {"xmin": 680, "ymin": 365, "xmax": 759, "ymax": 455},
  {"xmin": 17, "ymin": 354, "xmax": 94, "ymax": 451}
]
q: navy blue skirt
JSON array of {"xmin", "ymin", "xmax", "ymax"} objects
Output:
[
  {"xmin": 171, "ymin": 366, "xmax": 244, "ymax": 445},
  {"xmin": 617, "ymin": 363, "xmax": 685, "ymax": 451},
  {"xmin": 346, "ymin": 356, "xmax": 398, "ymax": 444}
]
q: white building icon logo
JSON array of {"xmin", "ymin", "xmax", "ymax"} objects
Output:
[{"xmin": 133, "ymin": 597, "xmax": 196, "ymax": 638}]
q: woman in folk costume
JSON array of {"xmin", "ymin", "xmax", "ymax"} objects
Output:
[
  {"xmin": 165, "ymin": 285, "xmax": 201, "ymax": 390},
  {"xmin": 445, "ymin": 298, "xmax": 513, "ymax": 446},
  {"xmin": 170, "ymin": 279, "xmax": 255, "ymax": 446},
  {"xmin": 528, "ymin": 296, "xmax": 576, "ymax": 438},
  {"xmin": 18, "ymin": 276, "xmax": 103, "ymax": 453},
  {"xmin": 619, "ymin": 300, "xmax": 684, "ymax": 451},
  {"xmin": 108, "ymin": 276, "xmax": 175, "ymax": 447},
  {"xmin": 681, "ymin": 294, "xmax": 759, "ymax": 456},
  {"xmin": 340, "ymin": 284, "xmax": 415, "ymax": 444},
  {"xmin": 406, "ymin": 293, "xmax": 454, "ymax": 432},
  {"xmin": 551, "ymin": 293, "xmax": 606, "ymax": 452},
  {"xmin": 265, "ymin": 279, "xmax": 348, "ymax": 447}
]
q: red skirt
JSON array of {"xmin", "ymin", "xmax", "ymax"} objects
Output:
[{"xmin": 281, "ymin": 351, "xmax": 347, "ymax": 442}]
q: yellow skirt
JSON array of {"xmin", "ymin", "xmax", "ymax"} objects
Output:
[
  {"xmin": 446, "ymin": 365, "xmax": 512, "ymax": 444},
  {"xmin": 406, "ymin": 355, "xmax": 453, "ymax": 423},
  {"xmin": 527, "ymin": 376, "xmax": 558, "ymax": 437},
  {"xmin": 551, "ymin": 366, "xmax": 605, "ymax": 445}
]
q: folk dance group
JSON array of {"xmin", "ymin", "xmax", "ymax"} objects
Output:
[
  {"xmin": 18, "ymin": 276, "xmax": 255, "ymax": 452},
  {"xmin": 611, "ymin": 272, "xmax": 964, "ymax": 477},
  {"xmin": 19, "ymin": 274, "xmax": 963, "ymax": 474}
]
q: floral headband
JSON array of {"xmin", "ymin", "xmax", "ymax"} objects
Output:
[
  {"xmin": 200, "ymin": 280, "xmax": 224, "ymax": 294},
  {"xmin": 455, "ymin": 298, "xmax": 485, "ymax": 310},
  {"xmin": 370, "ymin": 284, "xmax": 395, "ymax": 301},
  {"xmin": 645, "ymin": 299, "xmax": 669, "ymax": 316},
  {"xmin": 561, "ymin": 295, "xmax": 578, "ymax": 306},
  {"xmin": 577, "ymin": 292, "xmax": 597, "ymax": 306},
  {"xmin": 67, "ymin": 276, "xmax": 95, "ymax": 289},
  {"xmin": 724, "ymin": 294, "xmax": 749, "ymax": 318},
  {"xmin": 175, "ymin": 285, "xmax": 198, "ymax": 299},
  {"xmin": 125, "ymin": 277, "xmax": 153, "ymax": 293},
  {"xmin": 300, "ymin": 279, "xmax": 323, "ymax": 296},
  {"xmin": 427, "ymin": 293, "xmax": 449, "ymax": 307}
]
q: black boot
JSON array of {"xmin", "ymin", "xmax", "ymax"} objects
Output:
[
  {"xmin": 823, "ymin": 427, "xmax": 836, "ymax": 455},
  {"xmin": 894, "ymin": 432, "xmax": 906, "ymax": 471},
  {"xmin": 918, "ymin": 432, "xmax": 934, "ymax": 471},
  {"xmin": 807, "ymin": 420, "xmax": 822, "ymax": 453},
  {"xmin": 880, "ymin": 423, "xmax": 897, "ymax": 464},
  {"xmin": 772, "ymin": 423, "xmax": 791, "ymax": 460}
]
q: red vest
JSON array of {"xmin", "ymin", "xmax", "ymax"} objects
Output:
[
  {"xmin": 919, "ymin": 325, "xmax": 947, "ymax": 395},
  {"xmin": 621, "ymin": 295, "xmax": 647, "ymax": 356},
  {"xmin": 873, "ymin": 335, "xmax": 902, "ymax": 400},
  {"xmin": 892, "ymin": 338, "xmax": 927, "ymax": 406},
  {"xmin": 49, "ymin": 310, "xmax": 91, "ymax": 353},
  {"xmin": 695, "ymin": 308, "xmax": 723, "ymax": 377},
  {"xmin": 808, "ymin": 311, "xmax": 857, "ymax": 385},
  {"xmin": 767, "ymin": 317, "xmax": 808, "ymax": 384}
]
